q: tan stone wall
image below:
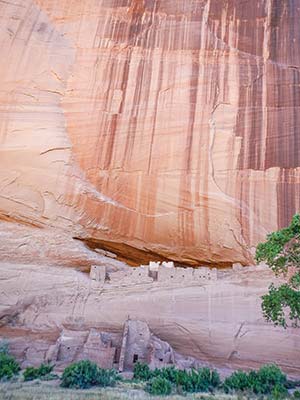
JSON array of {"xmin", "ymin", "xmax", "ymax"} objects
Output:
[
  {"xmin": 106, "ymin": 262, "xmax": 218, "ymax": 287},
  {"xmin": 108, "ymin": 265, "xmax": 153, "ymax": 286},
  {"xmin": 90, "ymin": 265, "xmax": 106, "ymax": 283}
]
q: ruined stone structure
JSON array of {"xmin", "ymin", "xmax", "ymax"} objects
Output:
[
  {"xmin": 119, "ymin": 319, "xmax": 151, "ymax": 372},
  {"xmin": 3, "ymin": 318, "xmax": 198, "ymax": 373},
  {"xmin": 45, "ymin": 328, "xmax": 120, "ymax": 370},
  {"xmin": 90, "ymin": 262, "xmax": 218, "ymax": 288},
  {"xmin": 77, "ymin": 330, "xmax": 117, "ymax": 369},
  {"xmin": 90, "ymin": 265, "xmax": 106, "ymax": 283}
]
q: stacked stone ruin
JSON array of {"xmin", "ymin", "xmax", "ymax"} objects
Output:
[
  {"xmin": 31, "ymin": 319, "xmax": 197, "ymax": 372},
  {"xmin": 90, "ymin": 261, "xmax": 218, "ymax": 286}
]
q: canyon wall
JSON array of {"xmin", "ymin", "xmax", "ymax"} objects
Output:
[
  {"xmin": 1, "ymin": 262, "xmax": 299, "ymax": 377},
  {"xmin": 0, "ymin": 0, "xmax": 300, "ymax": 265}
]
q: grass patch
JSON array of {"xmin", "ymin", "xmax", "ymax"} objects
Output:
[{"xmin": 0, "ymin": 380, "xmax": 248, "ymax": 400}]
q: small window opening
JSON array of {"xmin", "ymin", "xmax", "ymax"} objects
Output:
[
  {"xmin": 114, "ymin": 348, "xmax": 120, "ymax": 364},
  {"xmin": 133, "ymin": 354, "xmax": 139, "ymax": 363}
]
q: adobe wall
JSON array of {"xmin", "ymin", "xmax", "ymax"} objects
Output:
[
  {"xmin": 123, "ymin": 320, "xmax": 151, "ymax": 370},
  {"xmin": 91, "ymin": 261, "xmax": 218, "ymax": 288}
]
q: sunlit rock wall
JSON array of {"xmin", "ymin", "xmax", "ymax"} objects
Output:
[{"xmin": 0, "ymin": 0, "xmax": 300, "ymax": 266}]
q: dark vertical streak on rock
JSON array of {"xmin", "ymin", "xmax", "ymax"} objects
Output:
[
  {"xmin": 147, "ymin": 57, "xmax": 163, "ymax": 174},
  {"xmin": 104, "ymin": 114, "xmax": 118, "ymax": 169},
  {"xmin": 122, "ymin": 59, "xmax": 145, "ymax": 168},
  {"xmin": 185, "ymin": 61, "xmax": 199, "ymax": 172},
  {"xmin": 277, "ymin": 169, "xmax": 297, "ymax": 229}
]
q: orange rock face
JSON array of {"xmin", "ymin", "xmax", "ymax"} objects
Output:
[{"xmin": 0, "ymin": 0, "xmax": 300, "ymax": 266}]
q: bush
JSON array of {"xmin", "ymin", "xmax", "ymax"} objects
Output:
[
  {"xmin": 223, "ymin": 371, "xmax": 250, "ymax": 393},
  {"xmin": 250, "ymin": 364, "xmax": 287, "ymax": 395},
  {"xmin": 133, "ymin": 362, "xmax": 152, "ymax": 381},
  {"xmin": 135, "ymin": 364, "xmax": 220, "ymax": 394},
  {"xmin": 271, "ymin": 383, "xmax": 288, "ymax": 399},
  {"xmin": 174, "ymin": 368, "xmax": 220, "ymax": 393},
  {"xmin": 0, "ymin": 351, "xmax": 20, "ymax": 381},
  {"xmin": 293, "ymin": 390, "xmax": 300, "ymax": 399},
  {"xmin": 146, "ymin": 376, "xmax": 172, "ymax": 396},
  {"xmin": 223, "ymin": 364, "xmax": 287, "ymax": 396},
  {"xmin": 198, "ymin": 368, "xmax": 221, "ymax": 391},
  {"xmin": 61, "ymin": 360, "xmax": 118, "ymax": 389},
  {"xmin": 152, "ymin": 366, "xmax": 178, "ymax": 383},
  {"xmin": 23, "ymin": 363, "xmax": 54, "ymax": 381}
]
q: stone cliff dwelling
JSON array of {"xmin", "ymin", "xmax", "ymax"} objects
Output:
[
  {"xmin": 90, "ymin": 261, "xmax": 218, "ymax": 287},
  {"xmin": 6, "ymin": 318, "xmax": 199, "ymax": 372}
]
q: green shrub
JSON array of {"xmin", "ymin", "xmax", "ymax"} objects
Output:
[
  {"xmin": 61, "ymin": 360, "xmax": 118, "ymax": 389},
  {"xmin": 223, "ymin": 364, "xmax": 287, "ymax": 396},
  {"xmin": 0, "ymin": 351, "xmax": 20, "ymax": 381},
  {"xmin": 23, "ymin": 363, "xmax": 54, "ymax": 381},
  {"xmin": 146, "ymin": 376, "xmax": 172, "ymax": 396},
  {"xmin": 293, "ymin": 390, "xmax": 300, "ymax": 399},
  {"xmin": 152, "ymin": 366, "xmax": 179, "ymax": 383},
  {"xmin": 96, "ymin": 367, "xmax": 119, "ymax": 387},
  {"xmin": 250, "ymin": 364, "xmax": 287, "ymax": 395},
  {"xmin": 271, "ymin": 383, "xmax": 288, "ymax": 399},
  {"xmin": 174, "ymin": 369, "xmax": 192, "ymax": 392},
  {"xmin": 198, "ymin": 367, "xmax": 221, "ymax": 391},
  {"xmin": 133, "ymin": 362, "xmax": 152, "ymax": 381},
  {"xmin": 223, "ymin": 371, "xmax": 250, "ymax": 393},
  {"xmin": 175, "ymin": 368, "xmax": 220, "ymax": 393}
]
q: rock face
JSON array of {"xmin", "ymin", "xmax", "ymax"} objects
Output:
[
  {"xmin": 0, "ymin": 0, "xmax": 300, "ymax": 266},
  {"xmin": 1, "ymin": 262, "xmax": 299, "ymax": 377}
]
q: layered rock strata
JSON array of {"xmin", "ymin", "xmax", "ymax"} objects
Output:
[{"xmin": 0, "ymin": 0, "xmax": 300, "ymax": 265}]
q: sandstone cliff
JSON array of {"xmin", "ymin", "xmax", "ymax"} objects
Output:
[
  {"xmin": 0, "ymin": 0, "xmax": 300, "ymax": 265},
  {"xmin": 0, "ymin": 262, "xmax": 299, "ymax": 377}
]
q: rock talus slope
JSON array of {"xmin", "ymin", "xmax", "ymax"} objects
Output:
[{"xmin": 0, "ymin": 0, "xmax": 300, "ymax": 265}]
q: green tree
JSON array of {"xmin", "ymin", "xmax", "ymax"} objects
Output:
[{"xmin": 256, "ymin": 214, "xmax": 300, "ymax": 327}]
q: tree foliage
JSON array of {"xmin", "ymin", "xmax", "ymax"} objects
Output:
[{"xmin": 255, "ymin": 214, "xmax": 300, "ymax": 327}]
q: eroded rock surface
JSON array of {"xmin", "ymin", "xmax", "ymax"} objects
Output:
[{"xmin": 0, "ymin": 0, "xmax": 300, "ymax": 265}]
